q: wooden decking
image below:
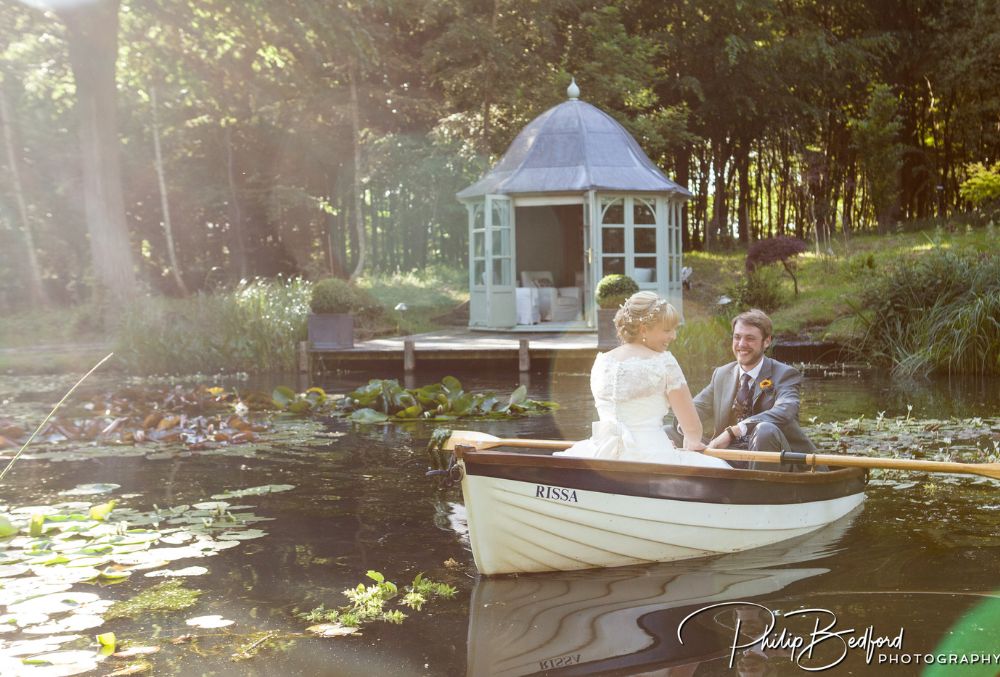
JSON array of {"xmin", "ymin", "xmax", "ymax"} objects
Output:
[{"xmin": 301, "ymin": 328, "xmax": 601, "ymax": 373}]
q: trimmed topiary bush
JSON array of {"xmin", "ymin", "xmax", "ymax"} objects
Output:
[
  {"xmin": 310, "ymin": 278, "xmax": 377, "ymax": 315},
  {"xmin": 595, "ymin": 274, "xmax": 639, "ymax": 309}
]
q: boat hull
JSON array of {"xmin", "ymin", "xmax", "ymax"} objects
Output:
[{"xmin": 457, "ymin": 450, "xmax": 866, "ymax": 575}]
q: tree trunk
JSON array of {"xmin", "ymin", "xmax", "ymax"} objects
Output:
[
  {"xmin": 150, "ymin": 85, "xmax": 188, "ymax": 296},
  {"xmin": 348, "ymin": 57, "xmax": 366, "ymax": 281},
  {"xmin": 0, "ymin": 83, "xmax": 48, "ymax": 306},
  {"xmin": 223, "ymin": 125, "xmax": 248, "ymax": 280},
  {"xmin": 58, "ymin": 0, "xmax": 137, "ymax": 305},
  {"xmin": 736, "ymin": 144, "xmax": 750, "ymax": 244}
]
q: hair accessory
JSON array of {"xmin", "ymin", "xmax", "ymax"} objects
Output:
[{"xmin": 621, "ymin": 298, "xmax": 669, "ymax": 326}]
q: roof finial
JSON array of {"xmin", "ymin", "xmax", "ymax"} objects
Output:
[{"xmin": 567, "ymin": 77, "xmax": 580, "ymax": 100}]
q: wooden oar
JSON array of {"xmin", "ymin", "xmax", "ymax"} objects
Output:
[{"xmin": 444, "ymin": 430, "xmax": 1000, "ymax": 481}]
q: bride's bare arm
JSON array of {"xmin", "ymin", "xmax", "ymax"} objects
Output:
[{"xmin": 667, "ymin": 385, "xmax": 705, "ymax": 450}]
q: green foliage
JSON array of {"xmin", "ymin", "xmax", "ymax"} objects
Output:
[
  {"xmin": 726, "ymin": 267, "xmax": 786, "ymax": 314},
  {"xmin": 669, "ymin": 316, "xmax": 733, "ymax": 368},
  {"xmin": 297, "ymin": 570, "xmax": 457, "ymax": 629},
  {"xmin": 106, "ymin": 580, "xmax": 202, "ymax": 620},
  {"xmin": 595, "ymin": 274, "xmax": 639, "ymax": 309},
  {"xmin": 310, "ymin": 278, "xmax": 378, "ymax": 315},
  {"xmin": 115, "ymin": 278, "xmax": 310, "ymax": 374},
  {"xmin": 959, "ymin": 162, "xmax": 1000, "ymax": 210},
  {"xmin": 271, "ymin": 378, "xmax": 556, "ymax": 422},
  {"xmin": 854, "ymin": 249, "xmax": 1000, "ymax": 375},
  {"xmin": 849, "ymin": 84, "xmax": 905, "ymax": 232}
]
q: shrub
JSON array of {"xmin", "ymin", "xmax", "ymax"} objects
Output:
[
  {"xmin": 595, "ymin": 274, "xmax": 639, "ymax": 309},
  {"xmin": 959, "ymin": 162, "xmax": 1000, "ymax": 212},
  {"xmin": 116, "ymin": 277, "xmax": 311, "ymax": 374},
  {"xmin": 310, "ymin": 278, "xmax": 379, "ymax": 315},
  {"xmin": 726, "ymin": 267, "xmax": 786, "ymax": 314},
  {"xmin": 746, "ymin": 236, "xmax": 809, "ymax": 295},
  {"xmin": 854, "ymin": 249, "xmax": 1000, "ymax": 375}
]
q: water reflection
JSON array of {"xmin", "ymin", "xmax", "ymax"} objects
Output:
[{"xmin": 466, "ymin": 508, "xmax": 861, "ymax": 676}]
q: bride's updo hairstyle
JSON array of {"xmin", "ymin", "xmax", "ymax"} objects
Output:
[{"xmin": 614, "ymin": 291, "xmax": 680, "ymax": 344}]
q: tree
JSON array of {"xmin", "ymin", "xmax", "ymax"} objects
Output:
[
  {"xmin": 55, "ymin": 0, "xmax": 138, "ymax": 304},
  {"xmin": 745, "ymin": 236, "xmax": 808, "ymax": 296},
  {"xmin": 850, "ymin": 84, "xmax": 904, "ymax": 233}
]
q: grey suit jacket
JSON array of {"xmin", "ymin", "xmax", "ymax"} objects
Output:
[{"xmin": 691, "ymin": 356, "xmax": 816, "ymax": 452}]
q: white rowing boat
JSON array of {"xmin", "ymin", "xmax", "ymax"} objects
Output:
[{"xmin": 452, "ymin": 446, "xmax": 866, "ymax": 575}]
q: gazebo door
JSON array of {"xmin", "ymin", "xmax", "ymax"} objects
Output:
[{"xmin": 484, "ymin": 195, "xmax": 516, "ymax": 328}]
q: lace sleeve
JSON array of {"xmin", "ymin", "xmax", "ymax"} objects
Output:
[{"xmin": 662, "ymin": 351, "xmax": 687, "ymax": 392}]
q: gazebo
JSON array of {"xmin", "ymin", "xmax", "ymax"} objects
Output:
[{"xmin": 456, "ymin": 80, "xmax": 692, "ymax": 331}]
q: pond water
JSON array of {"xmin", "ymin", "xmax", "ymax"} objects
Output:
[{"xmin": 1, "ymin": 365, "xmax": 998, "ymax": 676}]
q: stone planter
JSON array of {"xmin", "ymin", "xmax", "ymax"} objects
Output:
[
  {"xmin": 597, "ymin": 308, "xmax": 619, "ymax": 350},
  {"xmin": 308, "ymin": 313, "xmax": 354, "ymax": 349}
]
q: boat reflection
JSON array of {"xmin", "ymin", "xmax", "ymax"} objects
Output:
[{"xmin": 466, "ymin": 506, "xmax": 862, "ymax": 676}]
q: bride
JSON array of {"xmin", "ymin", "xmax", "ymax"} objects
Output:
[{"xmin": 556, "ymin": 291, "xmax": 730, "ymax": 468}]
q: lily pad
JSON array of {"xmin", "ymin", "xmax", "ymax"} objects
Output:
[
  {"xmin": 144, "ymin": 566, "xmax": 208, "ymax": 578},
  {"xmin": 58, "ymin": 484, "xmax": 121, "ymax": 497},
  {"xmin": 185, "ymin": 614, "xmax": 234, "ymax": 628},
  {"xmin": 210, "ymin": 484, "xmax": 295, "ymax": 499}
]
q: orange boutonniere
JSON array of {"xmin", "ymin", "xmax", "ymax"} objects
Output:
[{"xmin": 759, "ymin": 379, "xmax": 773, "ymax": 391}]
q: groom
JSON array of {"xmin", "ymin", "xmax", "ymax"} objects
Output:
[{"xmin": 678, "ymin": 309, "xmax": 816, "ymax": 471}]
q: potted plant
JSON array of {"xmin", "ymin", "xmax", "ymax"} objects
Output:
[
  {"xmin": 308, "ymin": 277, "xmax": 361, "ymax": 349},
  {"xmin": 595, "ymin": 274, "xmax": 639, "ymax": 349}
]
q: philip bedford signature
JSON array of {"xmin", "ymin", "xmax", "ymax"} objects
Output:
[{"xmin": 677, "ymin": 601, "xmax": 905, "ymax": 671}]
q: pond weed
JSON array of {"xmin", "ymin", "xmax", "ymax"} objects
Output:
[{"xmin": 105, "ymin": 581, "xmax": 202, "ymax": 620}]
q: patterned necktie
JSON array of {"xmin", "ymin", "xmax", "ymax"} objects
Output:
[{"xmin": 735, "ymin": 373, "xmax": 753, "ymax": 421}]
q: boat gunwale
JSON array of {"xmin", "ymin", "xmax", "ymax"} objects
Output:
[{"xmin": 456, "ymin": 448, "xmax": 867, "ymax": 486}]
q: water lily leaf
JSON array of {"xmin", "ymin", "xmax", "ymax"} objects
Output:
[
  {"xmin": 96, "ymin": 632, "xmax": 116, "ymax": 655},
  {"xmin": 271, "ymin": 386, "xmax": 296, "ymax": 408},
  {"xmin": 8, "ymin": 591, "xmax": 101, "ymax": 615},
  {"xmin": 216, "ymin": 529, "xmax": 266, "ymax": 541},
  {"xmin": 25, "ymin": 613, "xmax": 104, "ymax": 633},
  {"xmin": 23, "ymin": 649, "xmax": 100, "ymax": 665},
  {"xmin": 210, "ymin": 484, "xmax": 294, "ymax": 499},
  {"xmin": 508, "ymin": 384, "xmax": 527, "ymax": 406},
  {"xmin": 0, "ymin": 515, "xmax": 17, "ymax": 538},
  {"xmin": 59, "ymin": 484, "xmax": 120, "ymax": 497},
  {"xmin": 185, "ymin": 615, "xmax": 233, "ymax": 628},
  {"xmin": 349, "ymin": 409, "xmax": 389, "ymax": 424},
  {"xmin": 89, "ymin": 501, "xmax": 116, "ymax": 522},
  {"xmin": 0, "ymin": 563, "xmax": 29, "ymax": 577},
  {"xmin": 144, "ymin": 566, "xmax": 208, "ymax": 578},
  {"xmin": 307, "ymin": 623, "xmax": 360, "ymax": 637},
  {"xmin": 396, "ymin": 404, "xmax": 423, "ymax": 419}
]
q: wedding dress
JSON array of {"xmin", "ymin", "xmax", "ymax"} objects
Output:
[{"xmin": 555, "ymin": 351, "xmax": 731, "ymax": 468}]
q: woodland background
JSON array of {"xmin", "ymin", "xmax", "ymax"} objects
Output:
[{"xmin": 1, "ymin": 0, "xmax": 998, "ymax": 310}]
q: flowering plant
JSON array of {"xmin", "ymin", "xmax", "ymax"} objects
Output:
[{"xmin": 759, "ymin": 378, "xmax": 773, "ymax": 391}]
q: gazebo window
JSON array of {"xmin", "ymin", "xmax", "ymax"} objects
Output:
[
  {"xmin": 634, "ymin": 198, "xmax": 657, "ymax": 283},
  {"xmin": 600, "ymin": 196, "xmax": 658, "ymax": 283},
  {"xmin": 490, "ymin": 199, "xmax": 512, "ymax": 286},
  {"xmin": 600, "ymin": 198, "xmax": 626, "ymax": 276},
  {"xmin": 471, "ymin": 203, "xmax": 485, "ymax": 288}
]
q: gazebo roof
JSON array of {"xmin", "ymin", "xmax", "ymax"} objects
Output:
[{"xmin": 457, "ymin": 89, "xmax": 691, "ymax": 200}]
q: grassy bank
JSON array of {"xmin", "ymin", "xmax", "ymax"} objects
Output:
[
  {"xmin": 682, "ymin": 222, "xmax": 998, "ymax": 343},
  {"xmin": 1, "ymin": 268, "xmax": 468, "ymax": 375},
  {"xmin": 2, "ymin": 222, "xmax": 994, "ymax": 375}
]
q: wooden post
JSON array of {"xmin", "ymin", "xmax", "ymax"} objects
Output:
[
  {"xmin": 404, "ymin": 340, "xmax": 416, "ymax": 372},
  {"xmin": 518, "ymin": 339, "xmax": 530, "ymax": 372},
  {"xmin": 298, "ymin": 341, "xmax": 310, "ymax": 374}
]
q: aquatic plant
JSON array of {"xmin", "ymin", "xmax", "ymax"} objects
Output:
[
  {"xmin": 106, "ymin": 581, "xmax": 202, "ymax": 621},
  {"xmin": 0, "ymin": 483, "xmax": 292, "ymax": 672},
  {"xmin": 298, "ymin": 570, "xmax": 457, "ymax": 635},
  {"xmin": 272, "ymin": 377, "xmax": 557, "ymax": 422}
]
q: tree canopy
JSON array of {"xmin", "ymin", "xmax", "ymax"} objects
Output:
[{"xmin": 0, "ymin": 0, "xmax": 998, "ymax": 306}]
